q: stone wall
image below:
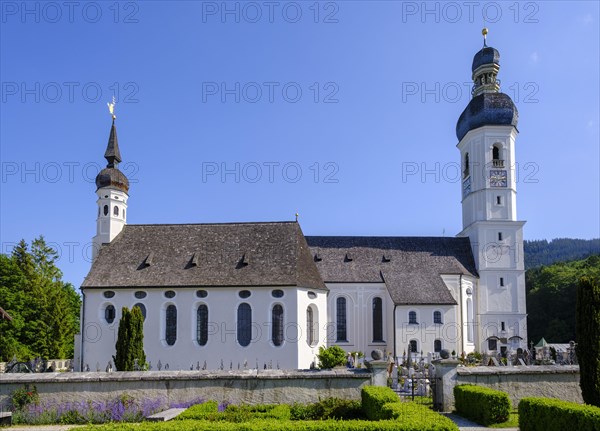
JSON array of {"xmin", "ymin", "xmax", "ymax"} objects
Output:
[
  {"xmin": 433, "ymin": 361, "xmax": 582, "ymax": 411},
  {"xmin": 0, "ymin": 369, "xmax": 372, "ymax": 409},
  {"xmin": 456, "ymin": 365, "xmax": 582, "ymax": 406}
]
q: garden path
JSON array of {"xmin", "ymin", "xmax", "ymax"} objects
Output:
[{"xmin": 445, "ymin": 413, "xmax": 519, "ymax": 431}]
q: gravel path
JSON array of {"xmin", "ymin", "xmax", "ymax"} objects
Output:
[{"xmin": 444, "ymin": 413, "xmax": 519, "ymax": 431}]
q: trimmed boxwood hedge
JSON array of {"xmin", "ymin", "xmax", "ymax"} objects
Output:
[
  {"xmin": 78, "ymin": 418, "xmax": 458, "ymax": 431},
  {"xmin": 453, "ymin": 384, "xmax": 511, "ymax": 425},
  {"xmin": 177, "ymin": 401, "xmax": 219, "ymax": 420},
  {"xmin": 361, "ymin": 386, "xmax": 399, "ymax": 420},
  {"xmin": 519, "ymin": 397, "xmax": 600, "ymax": 431}
]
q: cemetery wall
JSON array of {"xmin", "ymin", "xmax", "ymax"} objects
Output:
[
  {"xmin": 0, "ymin": 369, "xmax": 371, "ymax": 409},
  {"xmin": 455, "ymin": 365, "xmax": 582, "ymax": 405}
]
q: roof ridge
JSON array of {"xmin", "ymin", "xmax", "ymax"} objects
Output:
[{"xmin": 125, "ymin": 221, "xmax": 298, "ymax": 227}]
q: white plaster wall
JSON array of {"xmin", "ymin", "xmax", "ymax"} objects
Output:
[
  {"xmin": 296, "ymin": 288, "xmax": 328, "ymax": 369},
  {"xmin": 395, "ymin": 305, "xmax": 458, "ymax": 356},
  {"xmin": 82, "ymin": 286, "xmax": 324, "ymax": 371},
  {"xmin": 325, "ymin": 283, "xmax": 393, "ymax": 360}
]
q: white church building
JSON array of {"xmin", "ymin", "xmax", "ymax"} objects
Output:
[{"xmin": 76, "ymin": 37, "xmax": 528, "ymax": 371}]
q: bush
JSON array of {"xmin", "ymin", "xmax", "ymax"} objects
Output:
[
  {"xmin": 78, "ymin": 418, "xmax": 458, "ymax": 431},
  {"xmin": 577, "ymin": 276, "xmax": 600, "ymax": 407},
  {"xmin": 519, "ymin": 397, "xmax": 600, "ymax": 431},
  {"xmin": 290, "ymin": 398, "xmax": 361, "ymax": 420},
  {"xmin": 361, "ymin": 386, "xmax": 400, "ymax": 420},
  {"xmin": 317, "ymin": 345, "xmax": 347, "ymax": 369},
  {"xmin": 11, "ymin": 385, "xmax": 39, "ymax": 410},
  {"xmin": 453, "ymin": 384, "xmax": 511, "ymax": 425},
  {"xmin": 381, "ymin": 402, "xmax": 458, "ymax": 430},
  {"xmin": 177, "ymin": 401, "xmax": 219, "ymax": 420}
]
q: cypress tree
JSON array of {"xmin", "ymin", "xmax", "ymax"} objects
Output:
[
  {"xmin": 113, "ymin": 306, "xmax": 146, "ymax": 371},
  {"xmin": 576, "ymin": 276, "xmax": 600, "ymax": 406}
]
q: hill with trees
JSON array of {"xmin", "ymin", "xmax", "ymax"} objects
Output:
[
  {"xmin": 524, "ymin": 238, "xmax": 600, "ymax": 269},
  {"xmin": 526, "ymin": 254, "xmax": 600, "ymax": 343}
]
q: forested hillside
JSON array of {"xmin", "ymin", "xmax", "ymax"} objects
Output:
[
  {"xmin": 524, "ymin": 238, "xmax": 600, "ymax": 269},
  {"xmin": 526, "ymin": 255, "xmax": 600, "ymax": 343}
]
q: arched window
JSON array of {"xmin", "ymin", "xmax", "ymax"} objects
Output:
[
  {"xmin": 103, "ymin": 205, "xmax": 109, "ymax": 216},
  {"xmin": 434, "ymin": 339, "xmax": 442, "ymax": 352},
  {"xmin": 306, "ymin": 306, "xmax": 318, "ymax": 346},
  {"xmin": 409, "ymin": 339, "xmax": 418, "ymax": 353},
  {"xmin": 433, "ymin": 311, "xmax": 442, "ymax": 324},
  {"xmin": 123, "ymin": 209, "xmax": 126, "ymax": 219},
  {"xmin": 372, "ymin": 297, "xmax": 383, "ymax": 342},
  {"xmin": 272, "ymin": 304, "xmax": 284, "ymax": 346},
  {"xmin": 336, "ymin": 297, "xmax": 347, "ymax": 342},
  {"xmin": 237, "ymin": 303, "xmax": 252, "ymax": 347},
  {"xmin": 463, "ymin": 153, "xmax": 470, "ymax": 178},
  {"xmin": 105, "ymin": 305, "xmax": 115, "ymax": 324},
  {"xmin": 492, "ymin": 145, "xmax": 500, "ymax": 160},
  {"xmin": 165, "ymin": 304, "xmax": 177, "ymax": 346},
  {"xmin": 113, "ymin": 206, "xmax": 119, "ymax": 216},
  {"xmin": 408, "ymin": 311, "xmax": 417, "ymax": 324},
  {"xmin": 197, "ymin": 304, "xmax": 208, "ymax": 346},
  {"xmin": 466, "ymin": 298, "xmax": 474, "ymax": 342},
  {"xmin": 133, "ymin": 303, "xmax": 146, "ymax": 320}
]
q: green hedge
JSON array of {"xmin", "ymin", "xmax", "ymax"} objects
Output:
[
  {"xmin": 178, "ymin": 403, "xmax": 290, "ymax": 422},
  {"xmin": 177, "ymin": 401, "xmax": 219, "ymax": 420},
  {"xmin": 78, "ymin": 418, "xmax": 457, "ymax": 431},
  {"xmin": 361, "ymin": 386, "xmax": 399, "ymax": 420},
  {"xmin": 381, "ymin": 402, "xmax": 458, "ymax": 430},
  {"xmin": 519, "ymin": 397, "xmax": 600, "ymax": 431},
  {"xmin": 453, "ymin": 384, "xmax": 511, "ymax": 425}
]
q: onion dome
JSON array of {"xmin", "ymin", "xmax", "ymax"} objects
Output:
[
  {"xmin": 456, "ymin": 28, "xmax": 518, "ymax": 141},
  {"xmin": 472, "ymin": 46, "xmax": 500, "ymax": 73},
  {"xmin": 456, "ymin": 93, "xmax": 518, "ymax": 141},
  {"xmin": 95, "ymin": 118, "xmax": 129, "ymax": 193}
]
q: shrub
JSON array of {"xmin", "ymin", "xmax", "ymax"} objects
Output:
[
  {"xmin": 381, "ymin": 402, "xmax": 459, "ymax": 430},
  {"xmin": 577, "ymin": 276, "xmax": 600, "ymax": 407},
  {"xmin": 77, "ymin": 417, "xmax": 458, "ymax": 431},
  {"xmin": 519, "ymin": 397, "xmax": 600, "ymax": 431},
  {"xmin": 317, "ymin": 345, "xmax": 347, "ymax": 369},
  {"xmin": 453, "ymin": 384, "xmax": 511, "ymax": 425},
  {"xmin": 177, "ymin": 401, "xmax": 219, "ymax": 420},
  {"xmin": 361, "ymin": 386, "xmax": 399, "ymax": 420},
  {"xmin": 290, "ymin": 398, "xmax": 361, "ymax": 420},
  {"xmin": 11, "ymin": 384, "xmax": 39, "ymax": 410},
  {"xmin": 113, "ymin": 306, "xmax": 146, "ymax": 371}
]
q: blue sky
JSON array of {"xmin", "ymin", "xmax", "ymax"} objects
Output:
[{"xmin": 1, "ymin": 1, "xmax": 599, "ymax": 288}]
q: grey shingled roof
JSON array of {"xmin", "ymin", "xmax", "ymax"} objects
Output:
[
  {"xmin": 305, "ymin": 236, "xmax": 478, "ymax": 305},
  {"xmin": 82, "ymin": 222, "xmax": 326, "ymax": 290}
]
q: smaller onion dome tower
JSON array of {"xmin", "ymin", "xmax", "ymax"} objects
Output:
[{"xmin": 92, "ymin": 101, "xmax": 129, "ymax": 262}]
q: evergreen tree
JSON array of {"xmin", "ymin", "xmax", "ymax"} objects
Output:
[
  {"xmin": 576, "ymin": 276, "xmax": 600, "ymax": 407},
  {"xmin": 0, "ymin": 237, "xmax": 81, "ymax": 361},
  {"xmin": 113, "ymin": 306, "xmax": 146, "ymax": 371}
]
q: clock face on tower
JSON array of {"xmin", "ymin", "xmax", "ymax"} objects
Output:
[{"xmin": 489, "ymin": 170, "xmax": 507, "ymax": 187}]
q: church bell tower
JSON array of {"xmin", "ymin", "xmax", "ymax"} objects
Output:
[
  {"xmin": 92, "ymin": 103, "xmax": 129, "ymax": 261},
  {"xmin": 457, "ymin": 29, "xmax": 527, "ymax": 354}
]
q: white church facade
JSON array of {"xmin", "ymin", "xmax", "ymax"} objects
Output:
[{"xmin": 76, "ymin": 36, "xmax": 528, "ymax": 371}]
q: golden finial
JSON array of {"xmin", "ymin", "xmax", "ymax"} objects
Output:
[
  {"xmin": 482, "ymin": 27, "xmax": 488, "ymax": 47},
  {"xmin": 295, "ymin": 212, "xmax": 299, "ymax": 222},
  {"xmin": 107, "ymin": 96, "xmax": 116, "ymax": 120}
]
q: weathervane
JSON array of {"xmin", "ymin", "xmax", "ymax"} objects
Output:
[
  {"xmin": 482, "ymin": 27, "xmax": 488, "ymax": 47},
  {"xmin": 107, "ymin": 96, "xmax": 116, "ymax": 120}
]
